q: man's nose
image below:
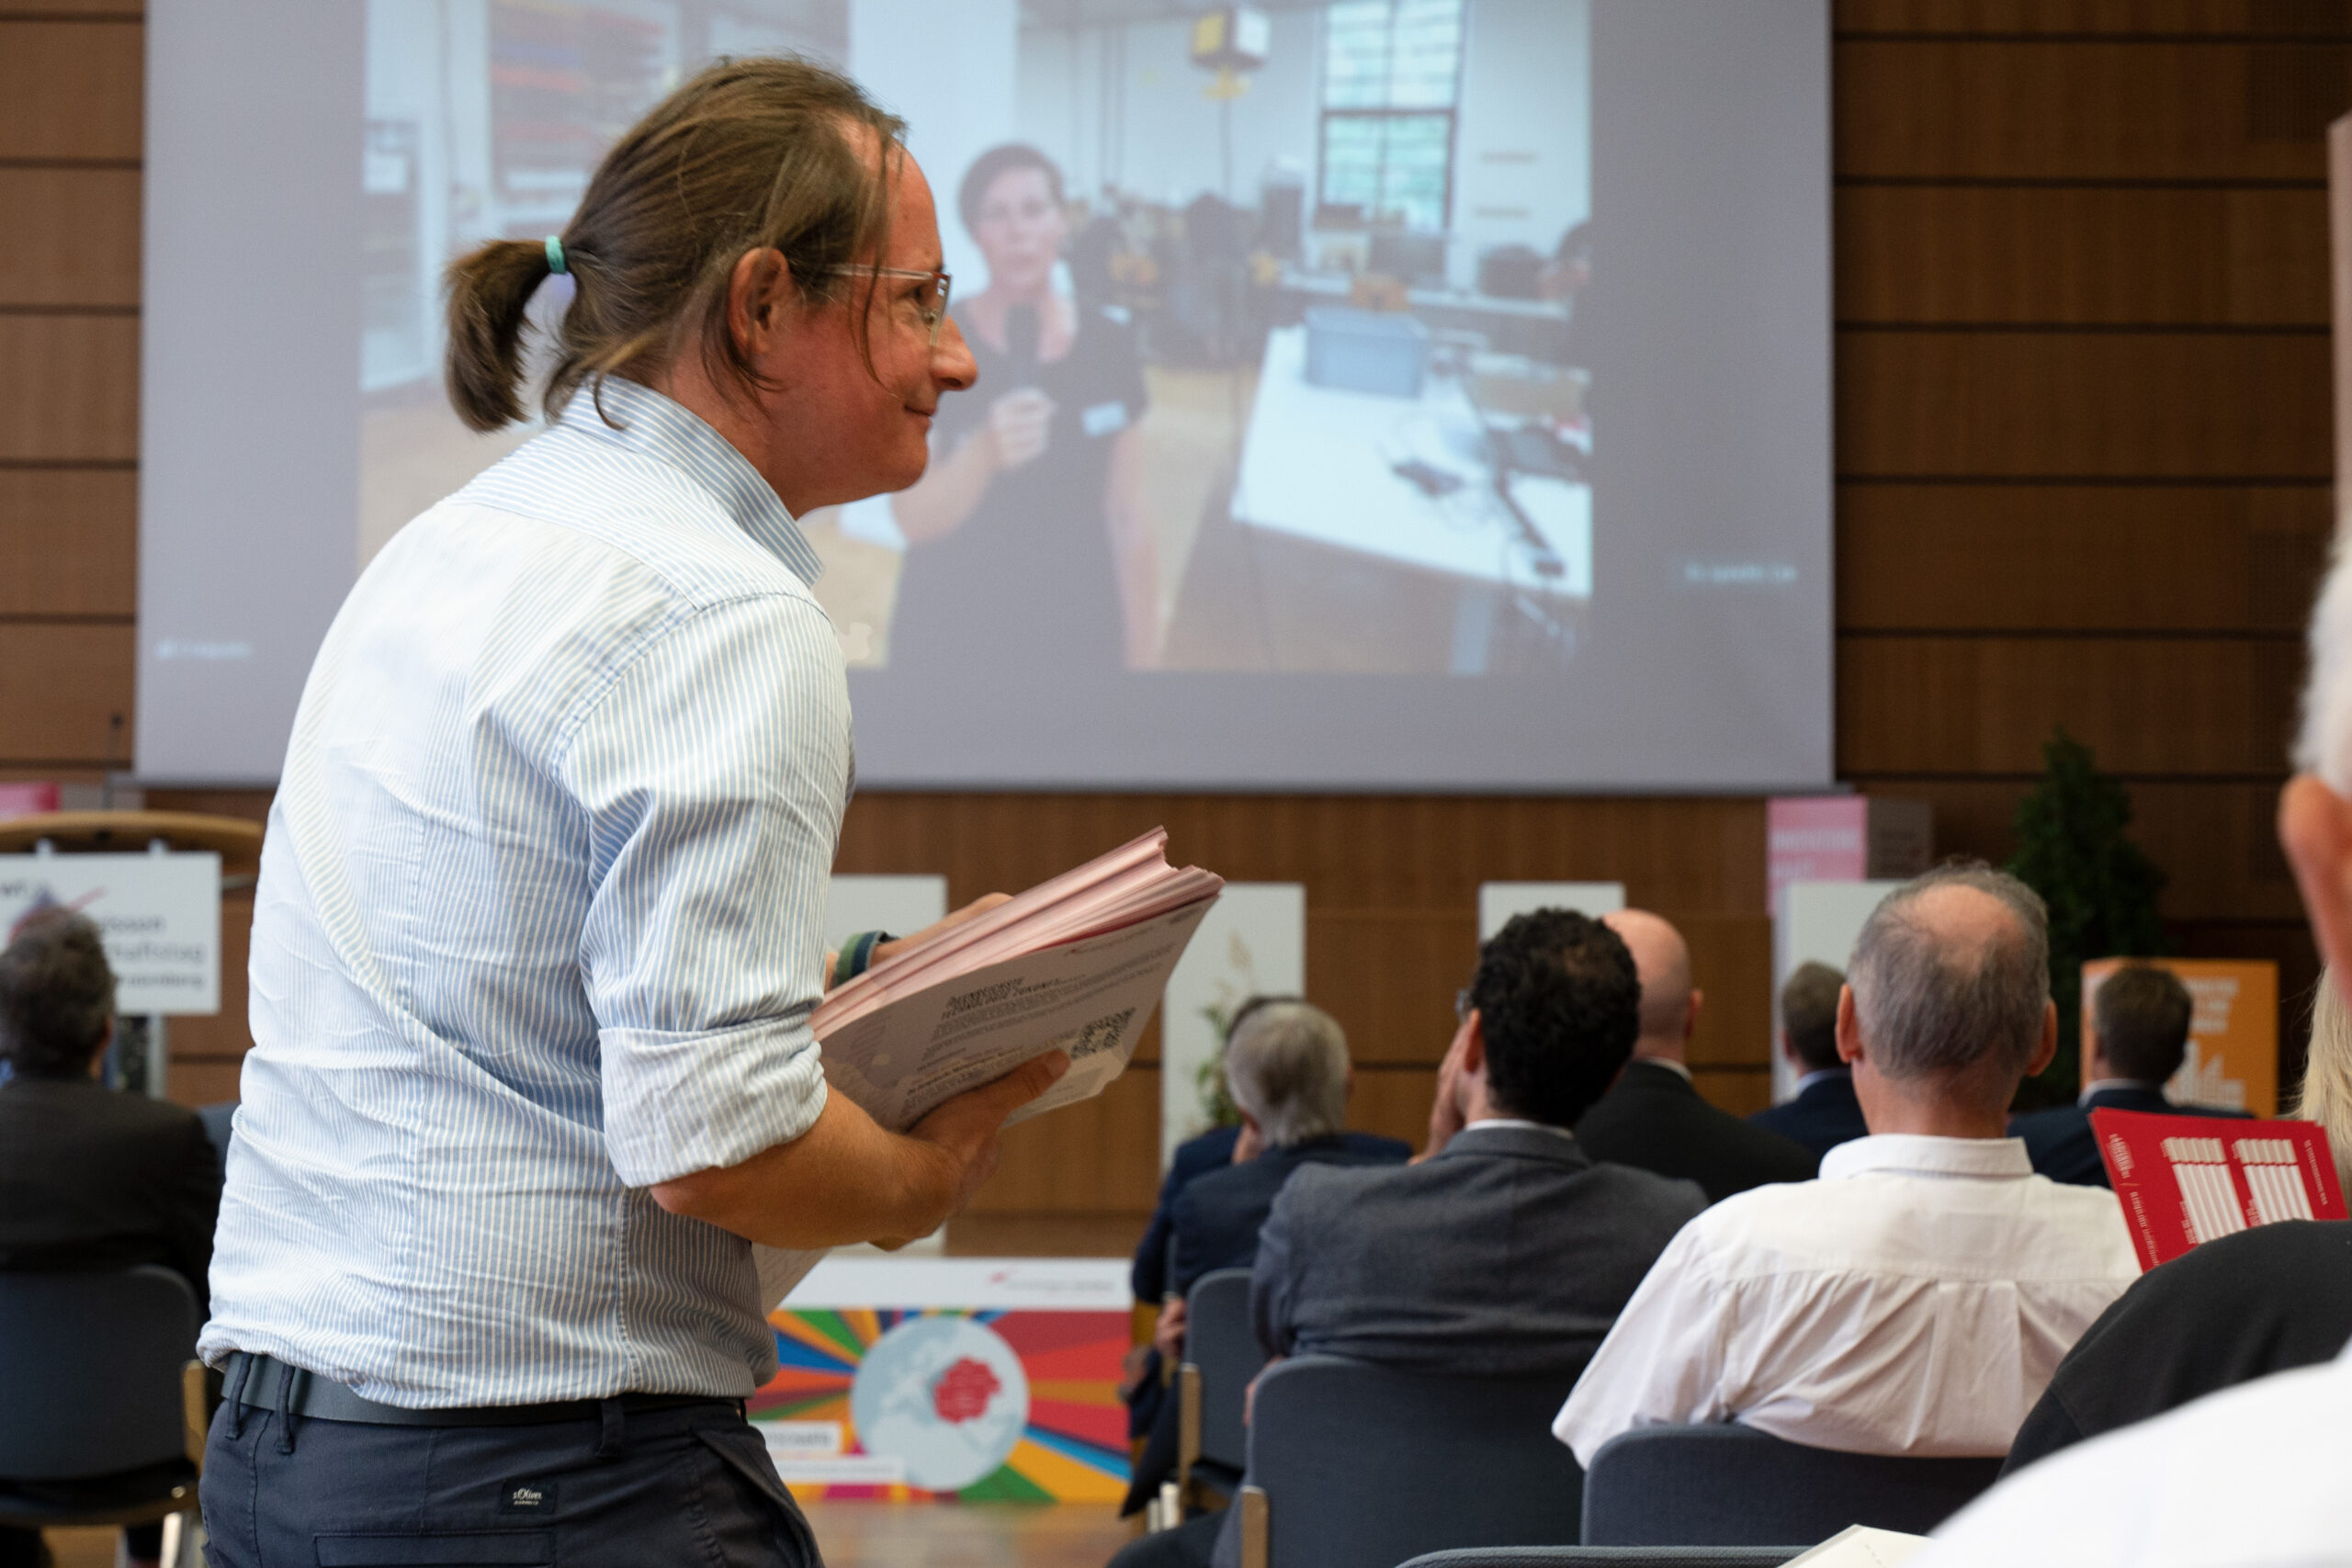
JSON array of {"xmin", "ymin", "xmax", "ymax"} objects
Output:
[{"xmin": 934, "ymin": 314, "xmax": 978, "ymax": 391}]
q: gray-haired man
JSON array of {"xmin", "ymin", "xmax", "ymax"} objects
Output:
[{"xmin": 1555, "ymin": 863, "xmax": 2137, "ymax": 1461}]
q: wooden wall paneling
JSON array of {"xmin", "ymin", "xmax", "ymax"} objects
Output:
[
  {"xmin": 1346, "ymin": 1066, "xmax": 1441, "ymax": 1150},
  {"xmin": 0, "ymin": 621, "xmax": 130, "ymax": 764},
  {"xmin": 838, "ymin": 794, "xmax": 1770, "ymax": 915},
  {"xmin": 0, "ymin": 19, "xmax": 141, "ymax": 162},
  {"xmin": 0, "ymin": 315, "xmax": 140, "ymax": 461},
  {"xmin": 1835, "ymin": 39, "xmax": 2341, "ymax": 181},
  {"xmin": 1850, "ymin": 778, "xmax": 2304, "ymax": 921},
  {"xmin": 1836, "ymin": 331, "xmax": 2330, "ymax": 479},
  {"xmin": 0, "ymin": 1, "xmax": 144, "ymax": 14},
  {"xmin": 1681, "ymin": 917, "xmax": 1775, "ymax": 1068},
  {"xmin": 1836, "ymin": 0, "xmax": 2347, "ymax": 33},
  {"xmin": 0, "ymin": 468, "xmax": 136, "ymax": 615},
  {"xmin": 1838, "ymin": 484, "xmax": 2329, "ymax": 631},
  {"xmin": 1837, "ymin": 186, "xmax": 2329, "ymax": 326},
  {"xmin": 0, "ymin": 167, "xmax": 141, "ymax": 307},
  {"xmin": 1838, "ymin": 636, "xmax": 2303, "ymax": 775},
  {"xmin": 961, "ymin": 1067, "xmax": 1161, "ymax": 1215},
  {"xmin": 1691, "ymin": 1069, "xmax": 1775, "ymax": 1120}
]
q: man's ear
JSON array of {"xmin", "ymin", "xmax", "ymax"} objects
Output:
[
  {"xmin": 1835, "ymin": 985, "xmax": 1863, "ymax": 1066},
  {"xmin": 2026, "ymin": 998, "xmax": 2059, "ymax": 1079},
  {"xmin": 1459, "ymin": 1010, "xmax": 1487, "ymax": 1077},
  {"xmin": 2282, "ymin": 774, "xmax": 2352, "ymax": 990},
  {"xmin": 724, "ymin": 247, "xmax": 795, "ymax": 356},
  {"xmin": 1684, "ymin": 988, "xmax": 1704, "ymax": 1043}
]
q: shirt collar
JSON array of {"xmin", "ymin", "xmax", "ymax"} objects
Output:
[
  {"xmin": 1631, "ymin": 1055, "xmax": 1692, "ymax": 1082},
  {"xmin": 558, "ymin": 376, "xmax": 825, "ymax": 589},
  {"xmin": 2080, "ymin": 1078, "xmax": 2165, "ymax": 1106},
  {"xmin": 1463, "ymin": 1117, "xmax": 1578, "ymax": 1142},
  {"xmin": 1794, "ymin": 1066, "xmax": 1850, "ymax": 1096},
  {"xmin": 1819, "ymin": 1134, "xmax": 2035, "ymax": 1182}
]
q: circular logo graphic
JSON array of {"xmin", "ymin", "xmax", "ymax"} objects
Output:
[{"xmin": 848, "ymin": 1315, "xmax": 1031, "ymax": 1493}]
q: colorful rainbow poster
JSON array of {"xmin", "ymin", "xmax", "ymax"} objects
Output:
[{"xmin": 755, "ymin": 1258, "xmax": 1134, "ymax": 1503}]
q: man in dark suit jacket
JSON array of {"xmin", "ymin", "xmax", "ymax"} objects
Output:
[
  {"xmin": 1748, "ymin": 959, "xmax": 1871, "ymax": 1156},
  {"xmin": 2009, "ymin": 963, "xmax": 2251, "ymax": 1187},
  {"xmin": 1106, "ymin": 910, "xmax": 1704, "ymax": 1568},
  {"xmin": 1572, "ymin": 910, "xmax": 1817, "ymax": 1203},
  {"xmin": 0, "ymin": 912, "xmax": 220, "ymax": 1568}
]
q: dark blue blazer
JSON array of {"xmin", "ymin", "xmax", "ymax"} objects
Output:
[
  {"xmin": 1167, "ymin": 1134, "xmax": 1408, "ymax": 1299},
  {"xmin": 1129, "ymin": 1124, "xmax": 1408, "ymax": 1302},
  {"xmin": 1747, "ymin": 1068, "xmax": 1871, "ymax": 1157},
  {"xmin": 2009, "ymin": 1083, "xmax": 2255, "ymax": 1188}
]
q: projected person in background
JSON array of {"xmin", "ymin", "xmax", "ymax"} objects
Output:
[
  {"xmin": 889, "ymin": 143, "xmax": 1158, "ymax": 670},
  {"xmin": 196, "ymin": 60, "xmax": 1063, "ymax": 1568}
]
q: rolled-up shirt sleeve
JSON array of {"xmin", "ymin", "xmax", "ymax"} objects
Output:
[{"xmin": 562, "ymin": 592, "xmax": 852, "ymax": 1188}]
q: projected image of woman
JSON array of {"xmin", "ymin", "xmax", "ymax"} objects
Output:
[{"xmin": 889, "ymin": 143, "xmax": 1157, "ymax": 671}]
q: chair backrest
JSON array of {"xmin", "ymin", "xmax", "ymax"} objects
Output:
[
  {"xmin": 1246, "ymin": 1353, "xmax": 1589, "ymax": 1568},
  {"xmin": 1184, "ymin": 1267, "xmax": 1263, "ymax": 1474},
  {"xmin": 1581, "ymin": 1426, "xmax": 2005, "ymax": 1546},
  {"xmin": 0, "ymin": 1267, "xmax": 199, "ymax": 1480},
  {"xmin": 1401, "ymin": 1551, "xmax": 1802, "ymax": 1568}
]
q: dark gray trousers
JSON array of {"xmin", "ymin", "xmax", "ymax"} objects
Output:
[{"xmin": 198, "ymin": 1394, "xmax": 819, "ymax": 1567}]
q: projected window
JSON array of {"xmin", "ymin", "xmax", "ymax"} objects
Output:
[{"xmin": 1317, "ymin": 0, "xmax": 1465, "ymax": 230}]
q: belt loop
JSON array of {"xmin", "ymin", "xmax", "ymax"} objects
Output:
[
  {"xmin": 224, "ymin": 1353, "xmax": 251, "ymax": 1439},
  {"xmin": 276, "ymin": 1367, "xmax": 309, "ymax": 1457},
  {"xmin": 596, "ymin": 1397, "xmax": 625, "ymax": 1458}
]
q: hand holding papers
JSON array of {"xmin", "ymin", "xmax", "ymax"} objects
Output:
[{"xmin": 757, "ymin": 829, "xmax": 1222, "ymax": 1306}]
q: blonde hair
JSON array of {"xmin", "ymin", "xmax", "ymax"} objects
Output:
[{"xmin": 2290, "ymin": 968, "xmax": 2352, "ymax": 1199}]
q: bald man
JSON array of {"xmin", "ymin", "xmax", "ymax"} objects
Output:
[
  {"xmin": 1555, "ymin": 865, "xmax": 2135, "ymax": 1463},
  {"xmin": 1571, "ymin": 908, "xmax": 1817, "ymax": 1202}
]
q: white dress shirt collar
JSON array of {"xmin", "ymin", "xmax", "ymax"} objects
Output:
[
  {"xmin": 1820, "ymin": 1133, "xmax": 2034, "ymax": 1182},
  {"xmin": 1630, "ymin": 1055, "xmax": 1692, "ymax": 1082},
  {"xmin": 1793, "ymin": 1066, "xmax": 1850, "ymax": 1096}
]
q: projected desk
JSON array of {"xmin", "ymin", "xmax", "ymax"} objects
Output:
[{"xmin": 1229, "ymin": 324, "xmax": 1590, "ymax": 674}]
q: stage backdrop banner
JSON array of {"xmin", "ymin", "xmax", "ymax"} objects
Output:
[
  {"xmin": 756, "ymin": 1258, "xmax": 1132, "ymax": 1502},
  {"xmin": 2081, "ymin": 959, "xmax": 2279, "ymax": 1117}
]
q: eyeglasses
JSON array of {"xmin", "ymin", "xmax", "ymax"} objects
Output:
[
  {"xmin": 1455, "ymin": 987, "xmax": 1473, "ymax": 1023},
  {"xmin": 825, "ymin": 265, "xmax": 953, "ymax": 346}
]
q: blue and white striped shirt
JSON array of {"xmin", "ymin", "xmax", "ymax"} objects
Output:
[{"xmin": 200, "ymin": 378, "xmax": 849, "ymax": 1404}]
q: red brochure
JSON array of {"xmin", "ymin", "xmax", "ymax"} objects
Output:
[{"xmin": 2092, "ymin": 1109, "xmax": 2348, "ymax": 1271}]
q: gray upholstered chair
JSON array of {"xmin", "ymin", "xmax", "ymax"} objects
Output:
[
  {"xmin": 0, "ymin": 1266, "xmax": 209, "ymax": 1566},
  {"xmin": 1232, "ymin": 1353, "xmax": 1589, "ymax": 1568},
  {"xmin": 1581, "ymin": 1425, "xmax": 2003, "ymax": 1546},
  {"xmin": 1176, "ymin": 1266, "xmax": 1263, "ymax": 1506}
]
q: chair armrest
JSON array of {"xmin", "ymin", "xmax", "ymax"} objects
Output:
[
  {"xmin": 1239, "ymin": 1484, "xmax": 1268, "ymax": 1568},
  {"xmin": 1176, "ymin": 1361, "xmax": 1203, "ymax": 1493},
  {"xmin": 182, "ymin": 1360, "xmax": 208, "ymax": 1471}
]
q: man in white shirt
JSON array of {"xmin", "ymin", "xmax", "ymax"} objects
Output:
[
  {"xmin": 1913, "ymin": 545, "xmax": 2352, "ymax": 1566},
  {"xmin": 1555, "ymin": 863, "xmax": 2138, "ymax": 1462}
]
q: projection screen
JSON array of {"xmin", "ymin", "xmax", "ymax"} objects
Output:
[{"xmin": 140, "ymin": 0, "xmax": 1830, "ymax": 791}]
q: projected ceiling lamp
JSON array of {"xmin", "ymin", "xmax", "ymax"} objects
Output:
[{"xmin": 1192, "ymin": 6, "xmax": 1271, "ymax": 198}]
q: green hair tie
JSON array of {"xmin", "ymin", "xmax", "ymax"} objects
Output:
[{"xmin": 544, "ymin": 235, "xmax": 567, "ymax": 276}]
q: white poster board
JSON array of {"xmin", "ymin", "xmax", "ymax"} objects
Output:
[
  {"xmin": 1771, "ymin": 879, "xmax": 1901, "ymax": 1104},
  {"xmin": 823, "ymin": 874, "xmax": 948, "ymax": 952},
  {"xmin": 1160, "ymin": 884, "xmax": 1306, "ymax": 1167},
  {"xmin": 1478, "ymin": 881, "xmax": 1626, "ymax": 940},
  {"xmin": 0, "ymin": 852, "xmax": 222, "ymax": 1015}
]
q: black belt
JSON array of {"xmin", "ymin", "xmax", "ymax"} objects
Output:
[{"xmin": 222, "ymin": 1350, "xmax": 741, "ymax": 1428}]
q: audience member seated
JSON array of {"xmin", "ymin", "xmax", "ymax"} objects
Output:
[
  {"xmin": 1121, "ymin": 1002, "xmax": 1407, "ymax": 1512},
  {"xmin": 2008, "ymin": 962, "xmax": 2249, "ymax": 1187},
  {"xmin": 1574, "ymin": 910, "xmax": 1818, "ymax": 1201},
  {"xmin": 0, "ymin": 913, "xmax": 220, "ymax": 1568},
  {"xmin": 1998, "ymin": 967, "xmax": 2352, "ymax": 1475},
  {"xmin": 1112, "ymin": 909, "xmax": 1705, "ymax": 1568},
  {"xmin": 1123, "ymin": 997, "xmax": 1408, "ymax": 1440},
  {"xmin": 1555, "ymin": 864, "xmax": 2137, "ymax": 1464},
  {"xmin": 1912, "ymin": 496, "xmax": 2352, "ymax": 1567},
  {"xmin": 1747, "ymin": 960, "xmax": 1870, "ymax": 1156}
]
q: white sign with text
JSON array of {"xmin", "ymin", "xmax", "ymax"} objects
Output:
[{"xmin": 0, "ymin": 852, "xmax": 222, "ymax": 1015}]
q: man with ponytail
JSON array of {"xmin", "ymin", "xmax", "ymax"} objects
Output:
[{"xmin": 199, "ymin": 58, "xmax": 1036, "ymax": 1566}]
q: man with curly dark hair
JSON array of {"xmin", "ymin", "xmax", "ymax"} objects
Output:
[
  {"xmin": 1108, "ymin": 910, "xmax": 1705, "ymax": 1568},
  {"xmin": 1248, "ymin": 908, "xmax": 1705, "ymax": 1375}
]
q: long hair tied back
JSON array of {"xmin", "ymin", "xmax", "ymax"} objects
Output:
[{"xmin": 441, "ymin": 55, "xmax": 906, "ymax": 434}]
